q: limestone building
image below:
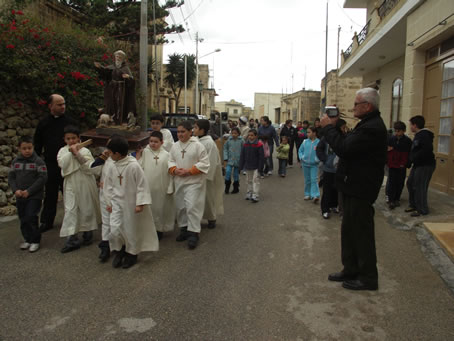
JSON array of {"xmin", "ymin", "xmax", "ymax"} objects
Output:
[
  {"xmin": 340, "ymin": 0, "xmax": 454, "ymax": 194},
  {"xmin": 253, "ymin": 93, "xmax": 283, "ymax": 123},
  {"xmin": 321, "ymin": 70, "xmax": 363, "ymax": 128},
  {"xmin": 280, "ymin": 90, "xmax": 321, "ymax": 124},
  {"xmin": 215, "ymin": 100, "xmax": 244, "ymax": 120}
]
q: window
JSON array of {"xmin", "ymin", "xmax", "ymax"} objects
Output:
[
  {"xmin": 438, "ymin": 59, "xmax": 454, "ymax": 154},
  {"xmin": 391, "ymin": 78, "xmax": 402, "ymax": 125},
  {"xmin": 233, "ymin": 109, "xmax": 238, "ymax": 114}
]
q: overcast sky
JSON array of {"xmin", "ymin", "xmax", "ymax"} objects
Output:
[{"xmin": 163, "ymin": 0, "xmax": 366, "ymax": 108}]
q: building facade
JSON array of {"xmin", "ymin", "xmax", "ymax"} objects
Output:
[
  {"xmin": 280, "ymin": 90, "xmax": 321, "ymax": 124},
  {"xmin": 321, "ymin": 70, "xmax": 363, "ymax": 128},
  {"xmin": 215, "ymin": 100, "xmax": 244, "ymax": 120},
  {"xmin": 340, "ymin": 0, "xmax": 454, "ymax": 194},
  {"xmin": 253, "ymin": 93, "xmax": 283, "ymax": 123}
]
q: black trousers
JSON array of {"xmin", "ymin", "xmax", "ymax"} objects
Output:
[
  {"xmin": 321, "ymin": 172, "xmax": 338, "ymax": 213},
  {"xmin": 341, "ymin": 194, "xmax": 378, "ymax": 284},
  {"xmin": 407, "ymin": 165, "xmax": 435, "ymax": 215},
  {"xmin": 40, "ymin": 163, "xmax": 63, "ymax": 229},
  {"xmin": 387, "ymin": 167, "xmax": 406, "ymax": 203},
  {"xmin": 17, "ymin": 199, "xmax": 42, "ymax": 243},
  {"xmin": 296, "ymin": 139, "xmax": 302, "ymax": 162}
]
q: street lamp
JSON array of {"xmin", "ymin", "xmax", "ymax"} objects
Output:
[{"xmin": 195, "ymin": 35, "xmax": 221, "ymax": 115}]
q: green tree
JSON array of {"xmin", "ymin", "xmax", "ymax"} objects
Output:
[
  {"xmin": 58, "ymin": 0, "xmax": 185, "ymax": 44},
  {"xmin": 164, "ymin": 53, "xmax": 196, "ymax": 112}
]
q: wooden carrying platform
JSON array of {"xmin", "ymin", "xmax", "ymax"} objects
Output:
[{"xmin": 80, "ymin": 129, "xmax": 150, "ymax": 150}]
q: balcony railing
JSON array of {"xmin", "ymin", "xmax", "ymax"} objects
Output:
[
  {"xmin": 378, "ymin": 0, "xmax": 400, "ymax": 19},
  {"xmin": 343, "ymin": 43, "xmax": 353, "ymax": 61},
  {"xmin": 357, "ymin": 20, "xmax": 371, "ymax": 46}
]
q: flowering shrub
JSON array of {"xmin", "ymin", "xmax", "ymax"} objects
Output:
[{"xmin": 0, "ymin": 7, "xmax": 121, "ymax": 128}]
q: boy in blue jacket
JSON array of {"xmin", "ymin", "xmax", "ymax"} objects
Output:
[
  {"xmin": 223, "ymin": 127, "xmax": 243, "ymax": 194},
  {"xmin": 239, "ymin": 129, "xmax": 264, "ymax": 203}
]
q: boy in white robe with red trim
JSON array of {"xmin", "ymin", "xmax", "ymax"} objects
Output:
[
  {"xmin": 168, "ymin": 121, "xmax": 210, "ymax": 250},
  {"xmin": 136, "ymin": 131, "xmax": 176, "ymax": 240},
  {"xmin": 194, "ymin": 119, "xmax": 224, "ymax": 229},
  {"xmin": 104, "ymin": 136, "xmax": 159, "ymax": 269}
]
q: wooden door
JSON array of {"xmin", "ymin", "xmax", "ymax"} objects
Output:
[{"xmin": 424, "ymin": 57, "xmax": 454, "ymax": 193}]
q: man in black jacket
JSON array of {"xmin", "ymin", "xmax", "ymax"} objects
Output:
[
  {"xmin": 405, "ymin": 115, "xmax": 436, "ymax": 216},
  {"xmin": 34, "ymin": 94, "xmax": 77, "ymax": 232},
  {"xmin": 320, "ymin": 88, "xmax": 387, "ymax": 291},
  {"xmin": 280, "ymin": 119, "xmax": 296, "ymax": 167}
]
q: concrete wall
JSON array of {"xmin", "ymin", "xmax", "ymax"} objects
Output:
[{"xmin": 362, "ymin": 55, "xmax": 405, "ymax": 128}]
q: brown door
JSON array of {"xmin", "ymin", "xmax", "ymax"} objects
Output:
[{"xmin": 424, "ymin": 56, "xmax": 454, "ymax": 194}]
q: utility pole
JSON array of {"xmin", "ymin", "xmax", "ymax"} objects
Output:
[
  {"xmin": 184, "ymin": 55, "xmax": 187, "ymax": 114},
  {"xmin": 139, "ymin": 0, "xmax": 148, "ymax": 130},
  {"xmin": 152, "ymin": 0, "xmax": 159, "ymax": 112},
  {"xmin": 195, "ymin": 32, "xmax": 200, "ymax": 115},
  {"xmin": 336, "ymin": 25, "xmax": 341, "ymax": 105},
  {"xmin": 323, "ymin": 0, "xmax": 328, "ymax": 110}
]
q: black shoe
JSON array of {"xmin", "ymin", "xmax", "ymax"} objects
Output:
[
  {"xmin": 405, "ymin": 207, "xmax": 417, "ymax": 212},
  {"xmin": 122, "ymin": 253, "xmax": 137, "ymax": 269},
  {"xmin": 207, "ymin": 220, "xmax": 216, "ymax": 229},
  {"xmin": 112, "ymin": 246, "xmax": 126, "ymax": 268},
  {"xmin": 176, "ymin": 227, "xmax": 189, "ymax": 242},
  {"xmin": 224, "ymin": 180, "xmax": 231, "ymax": 194},
  {"xmin": 98, "ymin": 241, "xmax": 111, "ymax": 262},
  {"xmin": 328, "ymin": 271, "xmax": 357, "ymax": 282},
  {"xmin": 157, "ymin": 231, "xmax": 163, "ymax": 240},
  {"xmin": 231, "ymin": 181, "xmax": 240, "ymax": 194},
  {"xmin": 39, "ymin": 223, "xmax": 53, "ymax": 233},
  {"xmin": 342, "ymin": 279, "xmax": 378, "ymax": 291},
  {"xmin": 187, "ymin": 232, "xmax": 199, "ymax": 250},
  {"xmin": 61, "ymin": 244, "xmax": 80, "ymax": 254}
]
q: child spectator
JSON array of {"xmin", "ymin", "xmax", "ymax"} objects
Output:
[
  {"xmin": 298, "ymin": 126, "xmax": 320, "ymax": 203},
  {"xmin": 296, "ymin": 120, "xmax": 309, "ymax": 162},
  {"xmin": 316, "ymin": 119, "xmax": 346, "ymax": 219},
  {"xmin": 223, "ymin": 127, "xmax": 243, "ymax": 194},
  {"xmin": 259, "ymin": 135, "xmax": 270, "ymax": 178},
  {"xmin": 406, "ymin": 115, "xmax": 436, "ymax": 216},
  {"xmin": 57, "ymin": 126, "xmax": 100, "ymax": 253},
  {"xmin": 276, "ymin": 135, "xmax": 290, "ymax": 177},
  {"xmin": 168, "ymin": 121, "xmax": 210, "ymax": 249},
  {"xmin": 104, "ymin": 136, "xmax": 159, "ymax": 268},
  {"xmin": 194, "ymin": 119, "xmax": 224, "ymax": 229},
  {"xmin": 239, "ymin": 129, "xmax": 264, "ymax": 203},
  {"xmin": 387, "ymin": 121, "xmax": 412, "ymax": 209},
  {"xmin": 150, "ymin": 114, "xmax": 174, "ymax": 152},
  {"xmin": 8, "ymin": 136, "xmax": 47, "ymax": 252},
  {"xmin": 136, "ymin": 131, "xmax": 176, "ymax": 240}
]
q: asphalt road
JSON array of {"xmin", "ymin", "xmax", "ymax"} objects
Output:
[{"xmin": 1, "ymin": 161, "xmax": 454, "ymax": 340}]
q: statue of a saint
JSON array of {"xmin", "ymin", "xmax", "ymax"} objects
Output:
[{"xmin": 94, "ymin": 50, "xmax": 136, "ymax": 125}]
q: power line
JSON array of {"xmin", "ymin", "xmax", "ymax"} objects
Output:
[{"xmin": 335, "ymin": 1, "xmax": 364, "ymax": 28}]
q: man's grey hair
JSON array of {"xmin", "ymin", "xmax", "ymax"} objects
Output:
[{"xmin": 356, "ymin": 87, "xmax": 380, "ymax": 110}]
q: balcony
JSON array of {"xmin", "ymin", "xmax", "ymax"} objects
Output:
[{"xmin": 340, "ymin": 0, "xmax": 424, "ymax": 78}]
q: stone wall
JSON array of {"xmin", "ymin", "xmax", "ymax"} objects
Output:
[{"xmin": 0, "ymin": 94, "xmax": 41, "ymax": 215}]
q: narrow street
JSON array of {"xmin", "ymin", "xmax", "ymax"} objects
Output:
[{"xmin": 1, "ymin": 161, "xmax": 453, "ymax": 341}]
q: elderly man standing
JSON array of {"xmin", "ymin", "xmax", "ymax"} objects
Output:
[
  {"xmin": 320, "ymin": 88, "xmax": 387, "ymax": 291},
  {"xmin": 34, "ymin": 94, "xmax": 77, "ymax": 233}
]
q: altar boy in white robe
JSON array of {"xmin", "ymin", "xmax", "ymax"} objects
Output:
[
  {"xmin": 136, "ymin": 131, "xmax": 176, "ymax": 240},
  {"xmin": 104, "ymin": 137, "xmax": 159, "ymax": 269},
  {"xmin": 150, "ymin": 114, "xmax": 174, "ymax": 152},
  {"xmin": 57, "ymin": 125, "xmax": 100, "ymax": 253},
  {"xmin": 168, "ymin": 121, "xmax": 210, "ymax": 250},
  {"xmin": 193, "ymin": 119, "xmax": 224, "ymax": 229}
]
